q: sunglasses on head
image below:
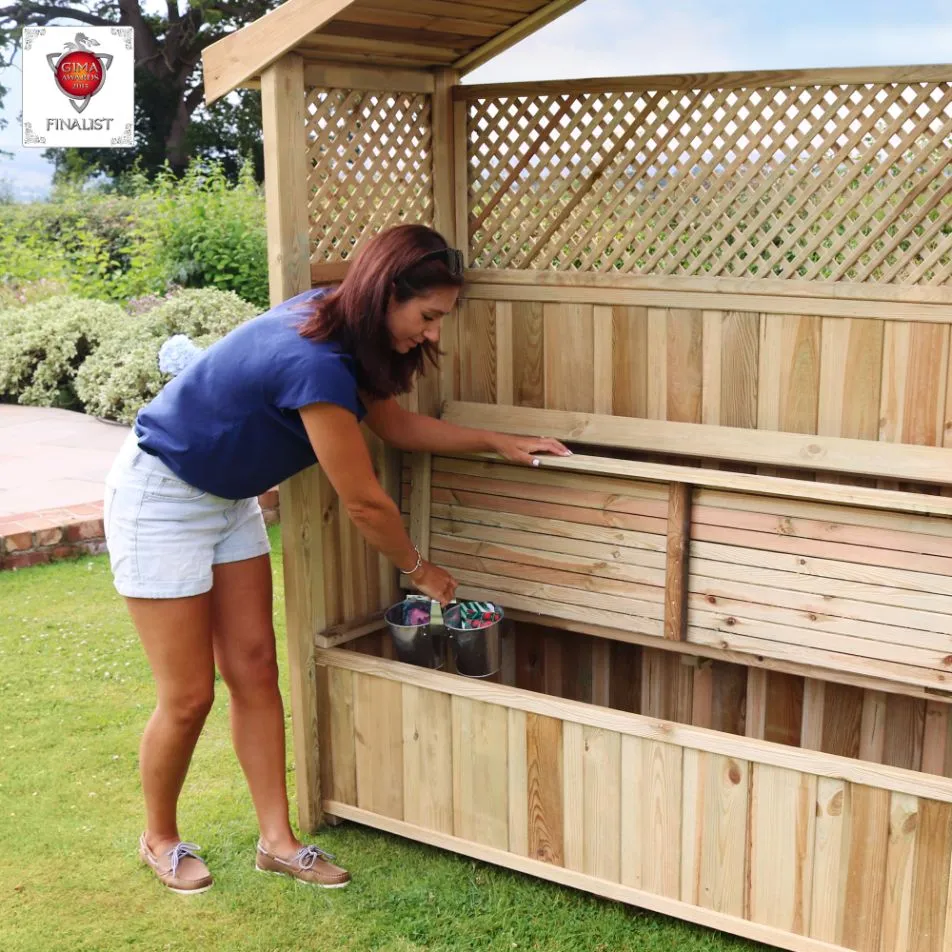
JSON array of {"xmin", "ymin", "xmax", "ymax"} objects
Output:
[{"xmin": 401, "ymin": 246, "xmax": 465, "ymax": 279}]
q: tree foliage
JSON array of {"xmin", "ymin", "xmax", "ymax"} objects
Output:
[{"xmin": 1, "ymin": 0, "xmax": 279, "ymax": 184}]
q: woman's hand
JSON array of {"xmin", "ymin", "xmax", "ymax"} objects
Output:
[
  {"xmin": 408, "ymin": 561, "xmax": 458, "ymax": 606},
  {"xmin": 489, "ymin": 432, "xmax": 572, "ymax": 467}
]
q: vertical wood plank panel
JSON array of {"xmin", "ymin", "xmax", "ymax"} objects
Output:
[
  {"xmin": 745, "ymin": 668, "xmax": 768, "ymax": 739},
  {"xmin": 327, "ymin": 666, "xmax": 357, "ymax": 805},
  {"xmin": 544, "ymin": 302, "xmax": 594, "ymax": 411},
  {"xmin": 922, "ymin": 703, "xmax": 949, "ymax": 776},
  {"xmin": 613, "ymin": 305, "xmax": 649, "ymax": 417},
  {"xmin": 801, "ymin": 679, "xmax": 827, "ymax": 751},
  {"xmin": 458, "ymin": 299, "xmax": 496, "ymax": 403},
  {"xmin": 701, "ymin": 310, "xmax": 723, "ymax": 426},
  {"xmin": 508, "ymin": 708, "xmax": 528, "ymax": 856},
  {"xmin": 883, "ymin": 695, "xmax": 926, "ymax": 773},
  {"xmin": 719, "ymin": 310, "xmax": 761, "ymax": 429},
  {"xmin": 402, "ymin": 684, "xmax": 453, "ymax": 833},
  {"xmin": 843, "ymin": 785, "xmax": 890, "ymax": 952},
  {"xmin": 680, "ymin": 749, "xmax": 748, "ymax": 916},
  {"xmin": 666, "ymin": 308, "xmax": 704, "ymax": 423},
  {"xmin": 749, "ymin": 764, "xmax": 816, "ymax": 934},
  {"xmin": 811, "ymin": 777, "xmax": 850, "ymax": 944},
  {"xmin": 758, "ymin": 313, "xmax": 821, "ymax": 434},
  {"xmin": 582, "ymin": 726, "xmax": 622, "ymax": 881},
  {"xmin": 512, "ymin": 301, "xmax": 545, "ymax": 408},
  {"xmin": 818, "ymin": 317, "xmax": 884, "ymax": 439},
  {"xmin": 881, "ymin": 322, "xmax": 950, "ymax": 446},
  {"xmin": 593, "ymin": 304, "xmax": 614, "ymax": 415},
  {"xmin": 495, "ymin": 300, "xmax": 514, "ymax": 405},
  {"xmin": 622, "ymin": 736, "xmax": 682, "ymax": 897},
  {"xmin": 563, "ymin": 720, "xmax": 585, "ymax": 872},
  {"xmin": 664, "ymin": 483, "xmax": 692, "ymax": 642},
  {"xmin": 764, "ymin": 671, "xmax": 804, "ymax": 748},
  {"xmin": 822, "ymin": 684, "xmax": 864, "ymax": 759},
  {"xmin": 646, "ymin": 307, "xmax": 668, "ymax": 419},
  {"xmin": 527, "ymin": 713, "xmax": 564, "ymax": 865},
  {"xmin": 354, "ymin": 673, "xmax": 404, "ymax": 819},
  {"xmin": 860, "ymin": 690, "xmax": 888, "ymax": 764},
  {"xmin": 609, "ymin": 641, "xmax": 642, "ymax": 714},
  {"xmin": 910, "ymin": 800, "xmax": 952, "ymax": 952},
  {"xmin": 881, "ymin": 792, "xmax": 919, "ymax": 952},
  {"xmin": 452, "ymin": 696, "xmax": 509, "ymax": 849}
]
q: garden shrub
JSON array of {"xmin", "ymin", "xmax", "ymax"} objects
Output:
[
  {"xmin": 75, "ymin": 288, "xmax": 257, "ymax": 423},
  {"xmin": 0, "ymin": 296, "xmax": 127, "ymax": 410}
]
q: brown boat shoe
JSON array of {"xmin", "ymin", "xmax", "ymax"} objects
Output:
[
  {"xmin": 138, "ymin": 834, "xmax": 213, "ymax": 895},
  {"xmin": 255, "ymin": 840, "xmax": 351, "ymax": 888}
]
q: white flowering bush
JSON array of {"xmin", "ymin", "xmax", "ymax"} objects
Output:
[
  {"xmin": 0, "ymin": 297, "xmax": 127, "ymax": 410},
  {"xmin": 75, "ymin": 288, "xmax": 256, "ymax": 423}
]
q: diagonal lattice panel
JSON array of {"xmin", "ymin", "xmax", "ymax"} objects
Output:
[
  {"xmin": 305, "ymin": 87, "xmax": 433, "ymax": 263},
  {"xmin": 465, "ymin": 76, "xmax": 952, "ymax": 285}
]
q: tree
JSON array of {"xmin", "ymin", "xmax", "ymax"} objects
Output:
[{"xmin": 1, "ymin": 0, "xmax": 279, "ymax": 184}]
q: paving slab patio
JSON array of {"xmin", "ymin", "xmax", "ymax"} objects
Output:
[{"xmin": 0, "ymin": 405, "xmax": 129, "ymax": 524}]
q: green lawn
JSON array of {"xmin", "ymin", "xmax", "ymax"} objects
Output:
[{"xmin": 0, "ymin": 526, "xmax": 763, "ymax": 952}]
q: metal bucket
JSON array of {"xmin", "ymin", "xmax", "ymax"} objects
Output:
[
  {"xmin": 385, "ymin": 598, "xmax": 445, "ymax": 670},
  {"xmin": 444, "ymin": 601, "xmax": 504, "ymax": 678}
]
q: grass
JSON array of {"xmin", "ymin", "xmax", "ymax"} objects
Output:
[{"xmin": 0, "ymin": 526, "xmax": 764, "ymax": 952}]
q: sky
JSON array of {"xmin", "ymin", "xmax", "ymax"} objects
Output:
[{"xmin": 2, "ymin": 0, "xmax": 951, "ymax": 200}]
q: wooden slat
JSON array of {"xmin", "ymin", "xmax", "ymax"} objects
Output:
[
  {"xmin": 526, "ymin": 713, "xmax": 563, "ymax": 865},
  {"xmin": 621, "ymin": 736, "xmax": 682, "ymax": 897},
  {"xmin": 749, "ymin": 764, "xmax": 816, "ymax": 933},
  {"xmin": 302, "ymin": 60, "xmax": 434, "ymax": 91},
  {"xmin": 664, "ymin": 483, "xmax": 692, "ymax": 641},
  {"xmin": 408, "ymin": 452, "xmax": 432, "ymax": 559},
  {"xmin": 325, "ymin": 665, "xmax": 357, "ymax": 804},
  {"xmin": 326, "ymin": 799, "xmax": 873, "ymax": 952},
  {"xmin": 881, "ymin": 792, "xmax": 919, "ymax": 952},
  {"xmin": 203, "ymin": 0, "xmax": 354, "ymax": 102},
  {"xmin": 455, "ymin": 64, "xmax": 952, "ymax": 99},
  {"xmin": 810, "ymin": 778, "xmax": 850, "ymax": 944},
  {"xmin": 910, "ymin": 800, "xmax": 952, "ymax": 952},
  {"xmin": 443, "ymin": 401, "xmax": 952, "ymax": 486},
  {"xmin": 843, "ymin": 786, "xmax": 890, "ymax": 951},
  {"xmin": 680, "ymin": 750, "xmax": 748, "ymax": 916},
  {"xmin": 402, "ymin": 684, "xmax": 453, "ymax": 833},
  {"xmin": 462, "ymin": 276, "xmax": 952, "ymax": 320},
  {"xmin": 318, "ymin": 648, "xmax": 952, "ymax": 803},
  {"xmin": 507, "ymin": 709, "xmax": 528, "ymax": 856},
  {"xmin": 452, "ymin": 696, "xmax": 509, "ymax": 848},
  {"xmin": 354, "ymin": 672, "xmax": 404, "ymax": 819},
  {"xmin": 462, "ymin": 267, "xmax": 952, "ymax": 309}
]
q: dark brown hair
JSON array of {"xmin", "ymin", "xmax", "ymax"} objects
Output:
[{"xmin": 297, "ymin": 224, "xmax": 463, "ymax": 399}]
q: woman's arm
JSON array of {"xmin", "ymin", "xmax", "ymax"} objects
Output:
[
  {"xmin": 363, "ymin": 395, "xmax": 571, "ymax": 465},
  {"xmin": 299, "ymin": 402, "xmax": 457, "ymax": 605}
]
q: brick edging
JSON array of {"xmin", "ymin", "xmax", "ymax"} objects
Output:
[{"xmin": 0, "ymin": 490, "xmax": 281, "ymax": 572}]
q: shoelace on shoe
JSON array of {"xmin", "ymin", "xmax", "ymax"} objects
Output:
[
  {"xmin": 165, "ymin": 842, "xmax": 202, "ymax": 877},
  {"xmin": 287, "ymin": 845, "xmax": 336, "ymax": 870}
]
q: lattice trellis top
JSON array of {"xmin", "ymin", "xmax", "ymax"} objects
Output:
[
  {"xmin": 466, "ymin": 79, "xmax": 952, "ymax": 285},
  {"xmin": 306, "ymin": 86, "xmax": 434, "ymax": 263}
]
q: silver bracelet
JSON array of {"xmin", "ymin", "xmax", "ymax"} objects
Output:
[{"xmin": 400, "ymin": 545, "xmax": 424, "ymax": 576}]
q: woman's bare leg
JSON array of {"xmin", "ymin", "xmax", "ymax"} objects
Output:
[
  {"xmin": 210, "ymin": 555, "xmax": 299, "ymax": 855},
  {"xmin": 125, "ymin": 594, "xmax": 215, "ymax": 856}
]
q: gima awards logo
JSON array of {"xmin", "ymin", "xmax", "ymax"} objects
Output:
[{"xmin": 23, "ymin": 26, "xmax": 134, "ymax": 148}]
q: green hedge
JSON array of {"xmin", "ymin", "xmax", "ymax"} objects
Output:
[
  {"xmin": 0, "ymin": 160, "xmax": 270, "ymax": 310},
  {"xmin": 1, "ymin": 289, "xmax": 257, "ymax": 423}
]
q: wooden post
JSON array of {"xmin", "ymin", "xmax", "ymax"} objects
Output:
[
  {"xmin": 663, "ymin": 482, "xmax": 692, "ymax": 642},
  {"xmin": 262, "ymin": 54, "xmax": 325, "ymax": 834}
]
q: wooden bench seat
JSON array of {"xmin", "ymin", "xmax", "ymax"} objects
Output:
[{"xmin": 401, "ymin": 402, "xmax": 952, "ymax": 700}]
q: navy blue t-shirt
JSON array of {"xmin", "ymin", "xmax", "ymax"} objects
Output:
[{"xmin": 135, "ymin": 288, "xmax": 366, "ymax": 499}]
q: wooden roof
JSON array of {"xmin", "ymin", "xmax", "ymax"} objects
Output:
[{"xmin": 203, "ymin": 0, "xmax": 585, "ymax": 104}]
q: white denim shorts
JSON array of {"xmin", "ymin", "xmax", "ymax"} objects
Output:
[{"xmin": 103, "ymin": 433, "xmax": 271, "ymax": 599}]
